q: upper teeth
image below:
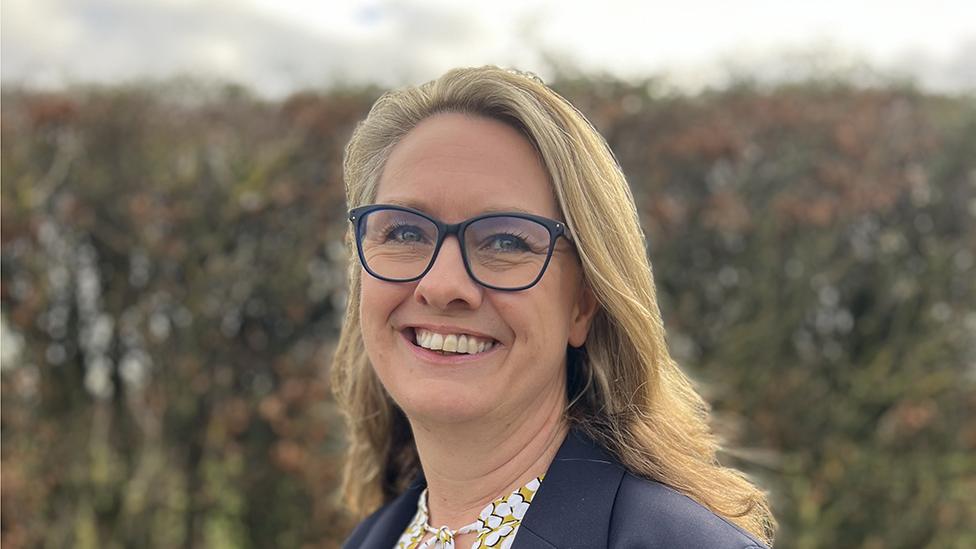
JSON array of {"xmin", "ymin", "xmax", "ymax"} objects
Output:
[{"xmin": 415, "ymin": 328, "xmax": 495, "ymax": 354}]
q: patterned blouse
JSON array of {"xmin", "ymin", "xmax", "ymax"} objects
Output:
[{"xmin": 395, "ymin": 476, "xmax": 544, "ymax": 549}]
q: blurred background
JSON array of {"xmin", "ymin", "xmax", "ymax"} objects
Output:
[{"xmin": 2, "ymin": 1, "xmax": 975, "ymax": 547}]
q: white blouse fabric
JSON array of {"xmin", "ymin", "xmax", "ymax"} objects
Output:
[{"xmin": 395, "ymin": 476, "xmax": 544, "ymax": 549}]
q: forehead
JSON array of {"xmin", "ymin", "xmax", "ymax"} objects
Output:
[{"xmin": 375, "ymin": 112, "xmax": 559, "ymax": 220}]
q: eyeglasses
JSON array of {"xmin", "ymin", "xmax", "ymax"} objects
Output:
[{"xmin": 348, "ymin": 204, "xmax": 573, "ymax": 291}]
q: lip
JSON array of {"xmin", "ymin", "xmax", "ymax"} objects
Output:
[{"xmin": 399, "ymin": 328, "xmax": 502, "ymax": 365}]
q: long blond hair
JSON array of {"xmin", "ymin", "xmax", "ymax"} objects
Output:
[{"xmin": 331, "ymin": 66, "xmax": 775, "ymax": 545}]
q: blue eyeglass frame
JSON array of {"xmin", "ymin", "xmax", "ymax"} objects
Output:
[{"xmin": 348, "ymin": 203, "xmax": 574, "ymax": 291}]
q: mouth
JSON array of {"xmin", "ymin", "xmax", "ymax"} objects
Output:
[{"xmin": 404, "ymin": 327, "xmax": 499, "ymax": 356}]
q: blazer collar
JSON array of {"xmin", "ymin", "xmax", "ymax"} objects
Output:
[
  {"xmin": 514, "ymin": 429, "xmax": 625, "ymax": 548},
  {"xmin": 353, "ymin": 477, "xmax": 425, "ymax": 549},
  {"xmin": 351, "ymin": 430, "xmax": 625, "ymax": 549}
]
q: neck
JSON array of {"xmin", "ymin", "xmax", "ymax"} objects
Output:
[{"xmin": 410, "ymin": 387, "xmax": 569, "ymax": 531}]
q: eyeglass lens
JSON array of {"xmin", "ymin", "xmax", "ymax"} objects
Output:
[{"xmin": 358, "ymin": 208, "xmax": 552, "ymax": 289}]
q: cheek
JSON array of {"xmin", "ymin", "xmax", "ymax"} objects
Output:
[
  {"xmin": 359, "ymin": 275, "xmax": 410, "ymax": 340},
  {"xmin": 494, "ymin": 284, "xmax": 576, "ymax": 351},
  {"xmin": 534, "ymin": 268, "xmax": 582, "ymax": 348},
  {"xmin": 359, "ymin": 277, "xmax": 412, "ymax": 387}
]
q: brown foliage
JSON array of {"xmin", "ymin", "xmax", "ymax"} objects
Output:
[{"xmin": 2, "ymin": 79, "xmax": 973, "ymax": 548}]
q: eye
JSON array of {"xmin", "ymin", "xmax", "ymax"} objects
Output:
[
  {"xmin": 485, "ymin": 233, "xmax": 531, "ymax": 252},
  {"xmin": 385, "ymin": 223, "xmax": 430, "ymax": 244}
]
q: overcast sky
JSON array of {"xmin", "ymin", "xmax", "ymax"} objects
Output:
[{"xmin": 3, "ymin": 0, "xmax": 975, "ymax": 96}]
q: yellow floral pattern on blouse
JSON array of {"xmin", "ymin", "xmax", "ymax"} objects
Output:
[{"xmin": 396, "ymin": 476, "xmax": 544, "ymax": 549}]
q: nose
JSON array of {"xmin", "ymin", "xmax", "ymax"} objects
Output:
[{"xmin": 413, "ymin": 235, "xmax": 483, "ymax": 310}]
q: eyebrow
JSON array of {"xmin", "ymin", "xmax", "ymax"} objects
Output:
[{"xmin": 383, "ymin": 198, "xmax": 538, "ymax": 216}]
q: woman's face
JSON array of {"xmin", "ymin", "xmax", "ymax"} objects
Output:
[{"xmin": 359, "ymin": 112, "xmax": 597, "ymax": 428}]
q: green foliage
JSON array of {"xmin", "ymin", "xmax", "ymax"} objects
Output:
[{"xmin": 2, "ymin": 79, "xmax": 974, "ymax": 548}]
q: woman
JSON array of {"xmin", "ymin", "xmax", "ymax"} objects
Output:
[{"xmin": 333, "ymin": 67, "xmax": 774, "ymax": 548}]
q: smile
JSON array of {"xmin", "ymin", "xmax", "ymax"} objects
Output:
[{"xmin": 413, "ymin": 328, "xmax": 497, "ymax": 355}]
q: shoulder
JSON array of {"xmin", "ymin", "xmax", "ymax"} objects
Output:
[
  {"xmin": 608, "ymin": 472, "xmax": 768, "ymax": 549},
  {"xmin": 341, "ymin": 482, "xmax": 425, "ymax": 549},
  {"xmin": 342, "ymin": 509, "xmax": 383, "ymax": 549}
]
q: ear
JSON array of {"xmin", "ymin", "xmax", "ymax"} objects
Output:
[{"xmin": 568, "ymin": 282, "xmax": 599, "ymax": 348}]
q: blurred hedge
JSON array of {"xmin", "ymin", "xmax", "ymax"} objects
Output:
[{"xmin": 2, "ymin": 78, "xmax": 974, "ymax": 548}]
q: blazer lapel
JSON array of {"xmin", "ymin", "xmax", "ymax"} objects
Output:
[
  {"xmin": 352, "ymin": 431, "xmax": 623, "ymax": 549},
  {"xmin": 515, "ymin": 430, "xmax": 625, "ymax": 549}
]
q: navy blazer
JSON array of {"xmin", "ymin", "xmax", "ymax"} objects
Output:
[{"xmin": 342, "ymin": 430, "xmax": 769, "ymax": 548}]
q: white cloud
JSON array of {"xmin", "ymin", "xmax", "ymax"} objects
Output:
[{"xmin": 1, "ymin": 0, "xmax": 973, "ymax": 95}]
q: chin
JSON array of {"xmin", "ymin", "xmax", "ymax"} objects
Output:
[{"xmin": 394, "ymin": 382, "xmax": 495, "ymax": 428}]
